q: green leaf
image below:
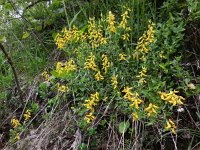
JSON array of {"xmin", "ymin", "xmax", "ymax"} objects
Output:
[
  {"xmin": 36, "ymin": 26, "xmax": 42, "ymax": 31},
  {"xmin": 69, "ymin": 10, "xmax": 82, "ymax": 28},
  {"xmin": 22, "ymin": 32, "xmax": 30, "ymax": 39},
  {"xmin": 0, "ymin": 36, "xmax": 6, "ymax": 42},
  {"xmin": 118, "ymin": 121, "xmax": 130, "ymax": 134}
]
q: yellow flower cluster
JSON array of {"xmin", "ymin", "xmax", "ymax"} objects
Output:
[
  {"xmin": 165, "ymin": 119, "xmax": 176, "ymax": 134},
  {"xmin": 88, "ymin": 17, "xmax": 107, "ymax": 49},
  {"xmin": 57, "ymin": 83, "xmax": 68, "ymax": 92},
  {"xmin": 84, "ymin": 53, "xmax": 111, "ymax": 81},
  {"xmin": 135, "ymin": 20, "xmax": 156, "ymax": 54},
  {"xmin": 111, "ymin": 75, "xmax": 118, "ymax": 89},
  {"xmin": 159, "ymin": 51, "xmax": 164, "ymax": 59},
  {"xmin": 119, "ymin": 53, "xmax": 127, "ymax": 61},
  {"xmin": 119, "ymin": 9, "xmax": 130, "ymax": 30},
  {"xmin": 107, "ymin": 11, "xmax": 116, "ymax": 33},
  {"xmin": 119, "ymin": 9, "xmax": 131, "ymax": 41},
  {"xmin": 55, "ymin": 26, "xmax": 81, "ymax": 49},
  {"xmin": 11, "ymin": 117, "xmax": 21, "ymax": 128},
  {"xmin": 84, "ymin": 53, "xmax": 98, "ymax": 71},
  {"xmin": 102, "ymin": 54, "xmax": 110, "ymax": 73},
  {"xmin": 146, "ymin": 20, "xmax": 156, "ymax": 43},
  {"xmin": 42, "ymin": 71, "xmax": 50, "ymax": 81},
  {"xmin": 136, "ymin": 66, "xmax": 147, "ymax": 84},
  {"xmin": 24, "ymin": 109, "xmax": 31, "ymax": 121},
  {"xmin": 144, "ymin": 103, "xmax": 158, "ymax": 117},
  {"xmin": 122, "ymin": 86, "xmax": 143, "ymax": 109},
  {"xmin": 95, "ymin": 71, "xmax": 104, "ymax": 81},
  {"xmin": 83, "ymin": 92, "xmax": 100, "ymax": 123},
  {"xmin": 132, "ymin": 112, "xmax": 139, "ymax": 121},
  {"xmin": 14, "ymin": 133, "xmax": 20, "ymax": 141},
  {"xmin": 159, "ymin": 90, "xmax": 185, "ymax": 106},
  {"xmin": 122, "ymin": 33, "xmax": 130, "ymax": 41},
  {"xmin": 55, "ymin": 59, "xmax": 77, "ymax": 77}
]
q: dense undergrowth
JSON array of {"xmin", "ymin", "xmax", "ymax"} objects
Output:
[{"xmin": 0, "ymin": 0, "xmax": 200, "ymax": 149}]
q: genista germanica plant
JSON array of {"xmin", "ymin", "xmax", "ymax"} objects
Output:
[{"xmin": 40, "ymin": 9, "xmax": 197, "ymax": 136}]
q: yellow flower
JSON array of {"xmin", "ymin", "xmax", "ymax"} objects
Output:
[
  {"xmin": 83, "ymin": 100, "xmax": 96, "ymax": 110},
  {"xmin": 119, "ymin": 9, "xmax": 131, "ymax": 30},
  {"xmin": 55, "ymin": 26, "xmax": 81, "ymax": 49},
  {"xmin": 57, "ymin": 83, "xmax": 68, "ymax": 92},
  {"xmin": 42, "ymin": 71, "xmax": 50, "ymax": 81},
  {"xmin": 119, "ymin": 53, "xmax": 127, "ymax": 61},
  {"xmin": 55, "ymin": 33, "xmax": 65, "ymax": 49},
  {"xmin": 90, "ymin": 92, "xmax": 100, "ymax": 103},
  {"xmin": 55, "ymin": 59, "xmax": 77, "ymax": 77},
  {"xmin": 122, "ymin": 33, "xmax": 130, "ymax": 41},
  {"xmin": 102, "ymin": 54, "xmax": 110, "ymax": 74},
  {"xmin": 159, "ymin": 90, "xmax": 185, "ymax": 106},
  {"xmin": 138, "ymin": 78, "xmax": 147, "ymax": 84},
  {"xmin": 11, "ymin": 117, "xmax": 21, "ymax": 128},
  {"xmin": 136, "ymin": 66, "xmax": 147, "ymax": 78},
  {"xmin": 134, "ymin": 20, "xmax": 155, "ymax": 54},
  {"xmin": 14, "ymin": 133, "xmax": 20, "ymax": 141},
  {"xmin": 64, "ymin": 59, "xmax": 77, "ymax": 72},
  {"xmin": 88, "ymin": 17, "xmax": 107, "ymax": 49},
  {"xmin": 122, "ymin": 87, "xmax": 143, "ymax": 109},
  {"xmin": 144, "ymin": 103, "xmax": 159, "ymax": 117},
  {"xmin": 132, "ymin": 112, "xmax": 139, "ymax": 121},
  {"xmin": 122, "ymin": 86, "xmax": 134, "ymax": 99},
  {"xmin": 136, "ymin": 66, "xmax": 147, "ymax": 84},
  {"xmin": 24, "ymin": 109, "xmax": 31, "ymax": 121},
  {"xmin": 84, "ymin": 53, "xmax": 98, "ymax": 71},
  {"xmin": 83, "ymin": 92, "xmax": 100, "ymax": 123},
  {"xmin": 107, "ymin": 11, "xmax": 116, "ymax": 33},
  {"xmin": 85, "ymin": 112, "xmax": 95, "ymax": 123},
  {"xmin": 95, "ymin": 71, "xmax": 104, "ymax": 81},
  {"xmin": 111, "ymin": 75, "xmax": 118, "ymax": 89},
  {"xmin": 165, "ymin": 119, "xmax": 176, "ymax": 134},
  {"xmin": 83, "ymin": 92, "xmax": 99, "ymax": 111},
  {"xmin": 159, "ymin": 51, "xmax": 164, "ymax": 59},
  {"xmin": 146, "ymin": 20, "xmax": 156, "ymax": 43},
  {"xmin": 129, "ymin": 97, "xmax": 143, "ymax": 109}
]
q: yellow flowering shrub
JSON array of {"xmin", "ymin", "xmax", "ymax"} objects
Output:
[{"xmin": 44, "ymin": 8, "xmax": 196, "ymax": 138}]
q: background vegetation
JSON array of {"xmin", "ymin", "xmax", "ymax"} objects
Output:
[{"xmin": 0, "ymin": 0, "xmax": 200, "ymax": 149}]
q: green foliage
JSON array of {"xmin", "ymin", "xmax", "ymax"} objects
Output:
[
  {"xmin": 78, "ymin": 143, "xmax": 88, "ymax": 150},
  {"xmin": 187, "ymin": 0, "xmax": 200, "ymax": 21}
]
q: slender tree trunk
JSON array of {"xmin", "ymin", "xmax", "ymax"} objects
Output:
[{"xmin": 0, "ymin": 43, "xmax": 23, "ymax": 105}]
